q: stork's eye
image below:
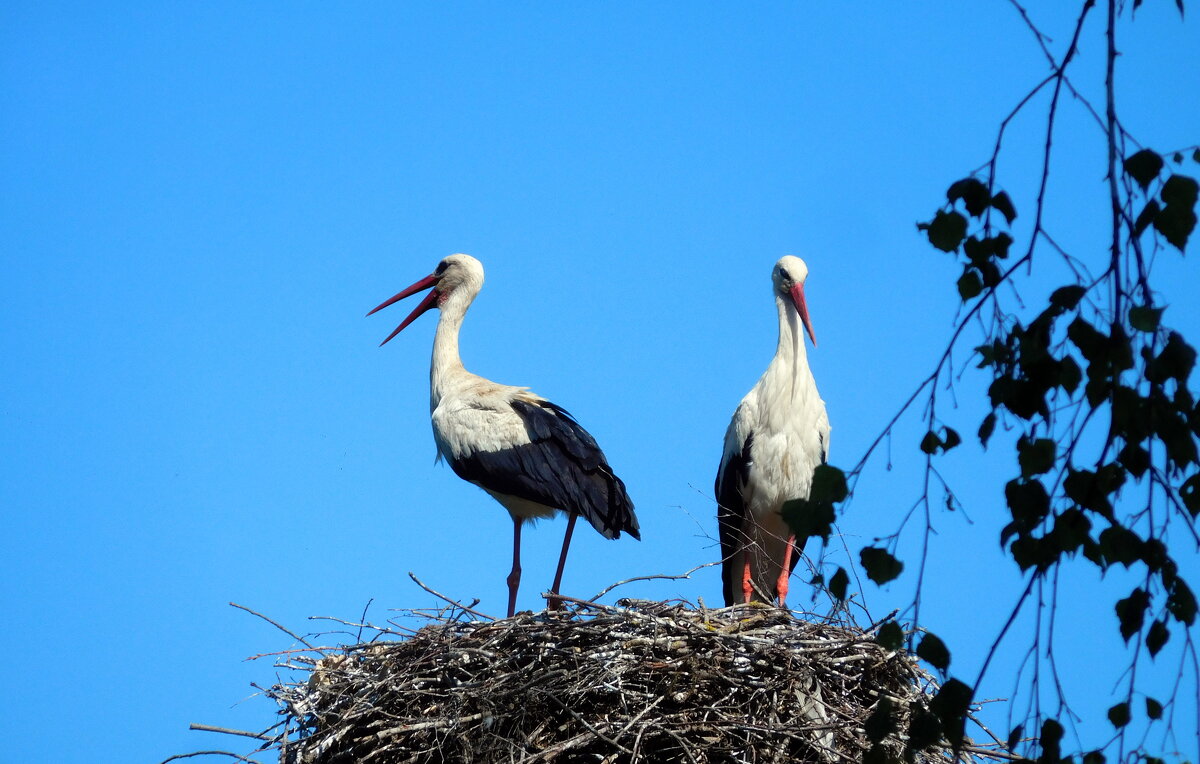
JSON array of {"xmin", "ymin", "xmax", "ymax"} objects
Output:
[
  {"xmin": 435, "ymin": 261, "xmax": 450, "ymax": 275},
  {"xmin": 778, "ymin": 268, "xmax": 791, "ymax": 281}
]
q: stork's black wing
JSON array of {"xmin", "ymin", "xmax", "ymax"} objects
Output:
[
  {"xmin": 715, "ymin": 433, "xmax": 753, "ymax": 607},
  {"xmin": 448, "ymin": 399, "xmax": 639, "ymax": 540}
]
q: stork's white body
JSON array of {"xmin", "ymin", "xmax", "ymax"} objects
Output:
[
  {"xmin": 430, "ymin": 366, "xmax": 559, "ymax": 523},
  {"xmin": 716, "ymin": 256, "xmax": 829, "ymax": 607}
]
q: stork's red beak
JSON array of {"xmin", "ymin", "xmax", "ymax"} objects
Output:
[
  {"xmin": 367, "ymin": 274, "xmax": 439, "ymax": 346},
  {"xmin": 789, "ymin": 284, "xmax": 817, "ymax": 347}
]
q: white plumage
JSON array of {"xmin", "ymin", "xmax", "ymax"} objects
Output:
[
  {"xmin": 370, "ymin": 254, "xmax": 639, "ymax": 617},
  {"xmin": 716, "ymin": 255, "xmax": 830, "ymax": 607}
]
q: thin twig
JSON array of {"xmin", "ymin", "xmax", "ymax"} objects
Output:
[
  {"xmin": 188, "ymin": 724, "xmax": 273, "ymax": 741},
  {"xmin": 158, "ymin": 752, "xmax": 263, "ymax": 764},
  {"xmin": 407, "ymin": 572, "xmax": 496, "ymax": 620},
  {"xmin": 229, "ymin": 602, "xmax": 315, "ymax": 650},
  {"xmin": 588, "ymin": 560, "xmax": 722, "ymax": 601}
]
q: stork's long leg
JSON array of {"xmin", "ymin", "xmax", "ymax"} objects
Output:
[
  {"xmin": 775, "ymin": 534, "xmax": 796, "ymax": 608},
  {"xmin": 548, "ymin": 512, "xmax": 579, "ymax": 610},
  {"xmin": 506, "ymin": 516, "xmax": 523, "ymax": 618},
  {"xmin": 741, "ymin": 554, "xmax": 753, "ymax": 605},
  {"xmin": 740, "ymin": 514, "xmax": 754, "ymax": 605}
]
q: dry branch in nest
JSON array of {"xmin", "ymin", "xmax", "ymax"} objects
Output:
[{"xmin": 250, "ymin": 598, "xmax": 1007, "ymax": 764}]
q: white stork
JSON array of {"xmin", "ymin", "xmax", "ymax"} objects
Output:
[
  {"xmin": 715, "ymin": 255, "xmax": 830, "ymax": 608},
  {"xmin": 368, "ymin": 254, "xmax": 640, "ymax": 617}
]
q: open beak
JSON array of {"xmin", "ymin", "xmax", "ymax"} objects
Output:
[
  {"xmin": 789, "ymin": 284, "xmax": 817, "ymax": 347},
  {"xmin": 367, "ymin": 274, "xmax": 439, "ymax": 346}
]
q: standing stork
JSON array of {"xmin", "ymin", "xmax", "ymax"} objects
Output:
[
  {"xmin": 368, "ymin": 254, "xmax": 639, "ymax": 617},
  {"xmin": 715, "ymin": 255, "xmax": 830, "ymax": 608}
]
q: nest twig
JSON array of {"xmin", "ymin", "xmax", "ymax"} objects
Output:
[{"xmin": 247, "ymin": 598, "xmax": 1007, "ymax": 763}]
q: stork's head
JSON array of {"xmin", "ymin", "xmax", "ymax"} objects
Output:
[
  {"xmin": 772, "ymin": 255, "xmax": 816, "ymax": 347},
  {"xmin": 367, "ymin": 254, "xmax": 485, "ymax": 346}
]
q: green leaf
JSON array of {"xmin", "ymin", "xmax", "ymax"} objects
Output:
[
  {"xmin": 1155, "ymin": 197, "xmax": 1199, "ymax": 251},
  {"xmin": 929, "ymin": 678, "xmax": 972, "ymax": 747},
  {"xmin": 1154, "ymin": 176, "xmax": 1200, "ymax": 252},
  {"xmin": 1108, "ymin": 701, "xmax": 1131, "ymax": 728},
  {"xmin": 1124, "ymin": 148, "xmax": 1164, "ymax": 190},
  {"xmin": 979, "ymin": 412, "xmax": 997, "ymax": 448},
  {"xmin": 1163, "ymin": 174, "xmax": 1200, "ymax": 208},
  {"xmin": 809, "ymin": 464, "xmax": 849, "ymax": 503},
  {"xmin": 1006, "ymin": 724, "xmax": 1023, "ymax": 751},
  {"xmin": 781, "ymin": 497, "xmax": 835, "ymax": 542},
  {"xmin": 1146, "ymin": 332, "xmax": 1197, "ymax": 385},
  {"xmin": 875, "ymin": 620, "xmax": 904, "ymax": 650},
  {"xmin": 1148, "ymin": 619, "xmax": 1169, "ymax": 656},
  {"xmin": 920, "ymin": 430, "xmax": 942, "ymax": 454},
  {"xmin": 1067, "ymin": 316, "xmax": 1107, "ymax": 362},
  {"xmin": 781, "ymin": 466, "xmax": 847, "ymax": 541},
  {"xmin": 1050, "ymin": 285, "xmax": 1087, "ymax": 311},
  {"xmin": 1005, "ymin": 479, "xmax": 1050, "ymax": 533},
  {"xmin": 864, "ymin": 696, "xmax": 897, "ymax": 742},
  {"xmin": 1117, "ymin": 441, "xmax": 1150, "ymax": 479},
  {"xmin": 1040, "ymin": 718, "xmax": 1064, "ymax": 762},
  {"xmin": 1142, "ymin": 538, "xmax": 1169, "ymax": 574},
  {"xmin": 1181, "ymin": 474, "xmax": 1200, "ymax": 517},
  {"xmin": 947, "ymin": 177, "xmax": 991, "ymax": 217},
  {"xmin": 906, "ymin": 705, "xmax": 942, "ymax": 753},
  {"xmin": 925, "ymin": 210, "xmax": 969, "ymax": 252},
  {"xmin": 1009, "ymin": 535, "xmax": 1045, "ymax": 571},
  {"xmin": 1058, "ymin": 356, "xmax": 1082, "ymax": 393},
  {"xmin": 1129, "ymin": 305, "xmax": 1164, "ymax": 332},
  {"xmin": 942, "ymin": 427, "xmax": 961, "ymax": 451},
  {"xmin": 862, "ymin": 744, "xmax": 894, "ymax": 764},
  {"xmin": 916, "ymin": 632, "xmax": 951, "ymax": 671},
  {"xmin": 1051, "ymin": 508, "xmax": 1091, "ymax": 553},
  {"xmin": 1146, "ymin": 697, "xmax": 1164, "ymax": 720},
  {"xmin": 1064, "ymin": 467, "xmax": 1123, "ymax": 519},
  {"xmin": 861, "ymin": 546, "xmax": 904, "ymax": 585},
  {"xmin": 828, "ymin": 567, "xmax": 849, "ymax": 600},
  {"xmin": 1018, "ymin": 438, "xmax": 1056, "ymax": 477},
  {"xmin": 1099, "ymin": 525, "xmax": 1143, "ymax": 567},
  {"xmin": 1115, "ymin": 587, "xmax": 1150, "ymax": 642},
  {"xmin": 957, "ymin": 269, "xmax": 983, "ymax": 301},
  {"xmin": 990, "ymin": 231, "xmax": 1014, "ymax": 258},
  {"xmin": 1135, "ymin": 200, "xmax": 1161, "ymax": 237},
  {"xmin": 1168, "ymin": 578, "xmax": 1197, "ymax": 625},
  {"xmin": 991, "ymin": 191, "xmax": 1017, "ymax": 224},
  {"xmin": 988, "ymin": 376, "xmax": 1048, "ymax": 421}
]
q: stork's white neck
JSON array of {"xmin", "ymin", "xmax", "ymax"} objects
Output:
[
  {"xmin": 761, "ymin": 292, "xmax": 817, "ymax": 404},
  {"xmin": 429, "ymin": 291, "xmax": 471, "ymax": 412}
]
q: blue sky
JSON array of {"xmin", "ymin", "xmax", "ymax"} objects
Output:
[{"xmin": 3, "ymin": 3, "xmax": 1199, "ymax": 762}]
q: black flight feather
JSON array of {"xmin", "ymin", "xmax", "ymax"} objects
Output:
[
  {"xmin": 447, "ymin": 399, "xmax": 639, "ymax": 541},
  {"xmin": 715, "ymin": 433, "xmax": 753, "ymax": 607}
]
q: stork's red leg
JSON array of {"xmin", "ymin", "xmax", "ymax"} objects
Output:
[
  {"xmin": 506, "ymin": 516, "xmax": 523, "ymax": 618},
  {"xmin": 548, "ymin": 512, "xmax": 578, "ymax": 611},
  {"xmin": 741, "ymin": 553, "xmax": 753, "ymax": 604},
  {"xmin": 776, "ymin": 534, "xmax": 796, "ymax": 608}
]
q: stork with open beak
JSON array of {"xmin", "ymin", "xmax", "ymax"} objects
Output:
[
  {"xmin": 369, "ymin": 254, "xmax": 640, "ymax": 617},
  {"xmin": 715, "ymin": 255, "xmax": 830, "ymax": 608}
]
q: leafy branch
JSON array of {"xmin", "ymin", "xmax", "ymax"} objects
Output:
[{"xmin": 786, "ymin": 1, "xmax": 1200, "ymax": 760}]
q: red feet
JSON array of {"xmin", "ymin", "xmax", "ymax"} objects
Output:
[
  {"xmin": 775, "ymin": 535, "xmax": 796, "ymax": 609},
  {"xmin": 741, "ymin": 557, "xmax": 753, "ymax": 604}
]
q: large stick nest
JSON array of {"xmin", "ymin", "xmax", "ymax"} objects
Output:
[{"xmin": 265, "ymin": 598, "xmax": 1004, "ymax": 763}]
